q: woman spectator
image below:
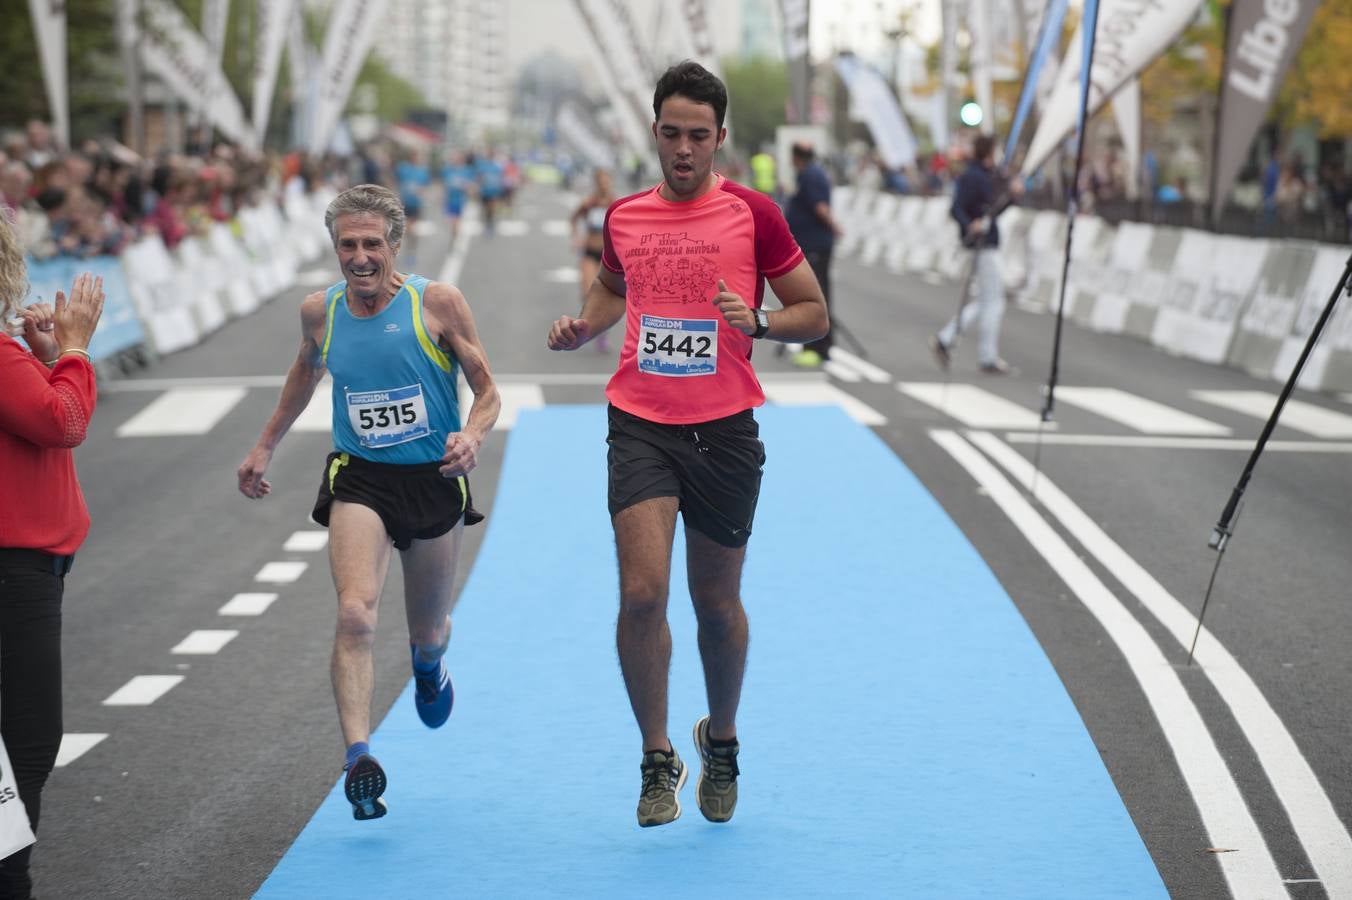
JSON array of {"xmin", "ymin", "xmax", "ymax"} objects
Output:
[
  {"xmin": 569, "ymin": 168, "xmax": 616, "ymax": 352},
  {"xmin": 0, "ymin": 211, "xmax": 104, "ymax": 900}
]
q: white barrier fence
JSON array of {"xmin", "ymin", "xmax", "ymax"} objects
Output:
[
  {"xmin": 834, "ymin": 185, "xmax": 1352, "ymax": 394},
  {"xmin": 95, "ymin": 188, "xmax": 333, "ymax": 361}
]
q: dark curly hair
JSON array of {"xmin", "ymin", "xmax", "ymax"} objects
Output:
[{"xmin": 653, "ymin": 61, "xmax": 728, "ymax": 129}]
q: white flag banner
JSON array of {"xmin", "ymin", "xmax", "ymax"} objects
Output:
[
  {"xmin": 252, "ymin": 0, "xmax": 294, "ymax": 149},
  {"xmin": 939, "ymin": 0, "xmax": 958, "ymax": 148},
  {"xmin": 26, "ymin": 0, "xmax": 69, "ymax": 149},
  {"xmin": 779, "ymin": 0, "xmax": 811, "ymax": 124},
  {"xmin": 117, "ymin": 0, "xmax": 252, "ymax": 147},
  {"xmin": 1111, "ymin": 76, "xmax": 1141, "ymax": 200},
  {"xmin": 1021, "ymin": 0, "xmax": 1203, "ymax": 176},
  {"xmin": 567, "ymin": 0, "xmax": 652, "ymax": 159},
  {"xmin": 308, "ymin": 0, "xmax": 390, "ymax": 157},
  {"xmin": 557, "ymin": 102, "xmax": 618, "ymax": 171},
  {"xmin": 197, "ymin": 0, "xmax": 230, "ymax": 131},
  {"xmin": 834, "ymin": 54, "xmax": 917, "ymax": 170},
  {"xmin": 970, "ymin": 0, "xmax": 995, "ymax": 130},
  {"xmin": 673, "ymin": 0, "xmax": 719, "ymax": 74}
]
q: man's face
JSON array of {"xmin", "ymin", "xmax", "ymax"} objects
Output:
[
  {"xmin": 653, "ymin": 95, "xmax": 725, "ymax": 200},
  {"xmin": 334, "ymin": 212, "xmax": 398, "ymax": 301}
]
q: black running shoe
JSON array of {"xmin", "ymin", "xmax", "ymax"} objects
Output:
[{"xmin": 344, "ymin": 754, "xmax": 388, "ymax": 821}]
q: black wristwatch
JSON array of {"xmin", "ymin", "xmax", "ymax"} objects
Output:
[{"xmin": 751, "ymin": 308, "xmax": 770, "ymax": 339}]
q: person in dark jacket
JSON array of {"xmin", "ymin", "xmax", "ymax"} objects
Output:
[{"xmin": 785, "ymin": 142, "xmax": 841, "ymax": 367}]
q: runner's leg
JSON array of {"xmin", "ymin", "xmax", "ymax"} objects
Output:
[
  {"xmin": 401, "ymin": 521, "xmax": 463, "ymax": 658},
  {"xmin": 685, "ymin": 527, "xmax": 749, "ymax": 741},
  {"xmin": 328, "ymin": 500, "xmax": 394, "ymax": 747},
  {"xmin": 614, "ymin": 497, "xmax": 679, "ymax": 752}
]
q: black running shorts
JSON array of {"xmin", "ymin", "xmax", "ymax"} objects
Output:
[
  {"xmin": 606, "ymin": 404, "xmax": 766, "ymax": 549},
  {"xmin": 312, "ymin": 451, "xmax": 484, "ymax": 551}
]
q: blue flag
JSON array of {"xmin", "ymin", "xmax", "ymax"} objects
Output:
[{"xmin": 1004, "ymin": 0, "xmax": 1070, "ymax": 166}]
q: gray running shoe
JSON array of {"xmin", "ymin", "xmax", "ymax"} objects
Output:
[
  {"xmin": 692, "ymin": 716, "xmax": 740, "ymax": 823},
  {"xmin": 637, "ymin": 747, "xmax": 687, "ymax": 827}
]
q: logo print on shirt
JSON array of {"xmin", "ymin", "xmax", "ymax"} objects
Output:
[
  {"xmin": 384, "ymin": 323, "xmax": 400, "ymax": 333},
  {"xmin": 625, "ymin": 232, "xmax": 721, "ymax": 305}
]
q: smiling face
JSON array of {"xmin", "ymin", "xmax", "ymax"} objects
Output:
[
  {"xmin": 334, "ymin": 212, "xmax": 399, "ymax": 303},
  {"xmin": 653, "ymin": 94, "xmax": 725, "ymax": 202}
]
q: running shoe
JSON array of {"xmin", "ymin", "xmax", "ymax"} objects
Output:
[
  {"xmin": 411, "ymin": 636, "xmax": 454, "ymax": 729},
  {"xmin": 979, "ymin": 358, "xmax": 1016, "ymax": 375},
  {"xmin": 928, "ymin": 334, "xmax": 951, "ymax": 371},
  {"xmin": 791, "ymin": 349, "xmax": 823, "ymax": 368},
  {"xmin": 636, "ymin": 747, "xmax": 688, "ymax": 827},
  {"xmin": 691, "ymin": 716, "xmax": 740, "ymax": 823},
  {"xmin": 344, "ymin": 753, "xmax": 388, "ymax": 821}
]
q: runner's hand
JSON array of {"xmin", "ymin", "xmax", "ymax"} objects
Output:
[
  {"xmin": 547, "ymin": 315, "xmax": 591, "ymax": 351},
  {"xmin": 713, "ymin": 279, "xmax": 754, "ymax": 335},
  {"xmin": 439, "ymin": 432, "xmax": 480, "ymax": 478},
  {"xmin": 237, "ymin": 446, "xmax": 273, "ymax": 499}
]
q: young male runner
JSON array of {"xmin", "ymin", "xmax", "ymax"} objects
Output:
[
  {"xmin": 547, "ymin": 62, "xmax": 828, "ymax": 827},
  {"xmin": 238, "ymin": 184, "xmax": 500, "ymax": 820}
]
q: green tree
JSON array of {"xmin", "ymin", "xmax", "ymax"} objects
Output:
[
  {"xmin": 1281, "ymin": 1, "xmax": 1352, "ymax": 137},
  {"xmin": 721, "ymin": 57, "xmax": 788, "ymax": 153}
]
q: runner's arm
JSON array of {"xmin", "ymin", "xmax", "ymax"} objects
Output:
[
  {"xmin": 579, "ymin": 266, "xmax": 627, "ymax": 333},
  {"xmin": 762, "ymin": 260, "xmax": 829, "ymax": 343},
  {"xmin": 426, "ymin": 282, "xmax": 500, "ymax": 452}
]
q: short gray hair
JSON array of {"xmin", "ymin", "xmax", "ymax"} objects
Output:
[{"xmin": 325, "ymin": 183, "xmax": 406, "ymax": 248}]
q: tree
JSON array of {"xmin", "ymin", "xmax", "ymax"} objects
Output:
[
  {"xmin": 721, "ymin": 57, "xmax": 788, "ymax": 154},
  {"xmin": 1280, "ymin": 2, "xmax": 1352, "ymax": 138}
]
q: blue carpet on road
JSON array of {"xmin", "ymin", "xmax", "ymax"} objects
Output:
[{"xmin": 256, "ymin": 405, "xmax": 1166, "ymax": 899}]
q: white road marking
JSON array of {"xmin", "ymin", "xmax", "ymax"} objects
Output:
[
  {"xmin": 1054, "ymin": 387, "xmax": 1230, "ymax": 435},
  {"xmin": 967, "ymin": 431, "xmax": 1352, "ymax": 897},
  {"xmin": 543, "ymin": 266, "xmax": 580, "ymax": 284},
  {"xmin": 54, "ymin": 733, "xmax": 107, "ymax": 767},
  {"xmin": 1342, "ymin": 393, "xmax": 1352, "ymax": 407},
  {"xmin": 931, "ymin": 430, "xmax": 1285, "ymax": 899},
  {"xmin": 821, "ymin": 360, "xmax": 861, "ymax": 382},
  {"xmin": 1004, "ymin": 433, "xmax": 1352, "ymax": 452},
  {"xmin": 298, "ymin": 267, "xmax": 334, "ymax": 287},
  {"xmin": 762, "ymin": 381, "xmax": 887, "ymax": 426},
  {"xmin": 292, "ymin": 390, "xmax": 332, "ymax": 432},
  {"xmin": 219, "ymin": 592, "xmax": 278, "ymax": 616},
  {"xmin": 1192, "ymin": 390, "xmax": 1352, "ymax": 438},
  {"xmin": 115, "ymin": 387, "xmax": 247, "ymax": 437},
  {"xmin": 255, "ymin": 561, "xmax": 308, "ymax": 584},
  {"xmin": 283, "ymin": 531, "xmax": 329, "ymax": 552},
  {"xmin": 826, "ymin": 348, "xmax": 892, "ymax": 383},
  {"xmin": 101, "ymin": 375, "xmax": 292, "ymax": 392},
  {"xmin": 541, "ymin": 220, "xmax": 572, "ymax": 236},
  {"xmin": 495, "ymin": 220, "xmax": 530, "ymax": 236},
  {"xmin": 899, "ymin": 382, "xmax": 1048, "ymax": 430},
  {"xmin": 460, "ymin": 382, "xmax": 545, "ymax": 430},
  {"xmin": 103, "ymin": 675, "xmax": 184, "ymax": 706},
  {"xmin": 411, "ymin": 220, "xmax": 437, "ymax": 237},
  {"xmin": 437, "ymin": 205, "xmax": 478, "ymax": 285},
  {"xmin": 171, "ymin": 630, "xmax": 239, "ymax": 655}
]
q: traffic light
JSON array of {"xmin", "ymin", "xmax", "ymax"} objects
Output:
[{"xmin": 959, "ymin": 99, "xmax": 984, "ymax": 128}]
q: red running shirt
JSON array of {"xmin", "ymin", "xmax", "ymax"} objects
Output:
[
  {"xmin": 0, "ymin": 337, "xmax": 97, "ymax": 555},
  {"xmin": 601, "ymin": 176, "xmax": 805, "ymax": 424}
]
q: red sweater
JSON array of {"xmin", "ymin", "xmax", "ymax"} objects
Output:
[{"xmin": 0, "ymin": 336, "xmax": 97, "ymax": 555}]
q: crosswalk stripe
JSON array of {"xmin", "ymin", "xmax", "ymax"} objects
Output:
[
  {"xmin": 293, "ymin": 391, "xmax": 332, "ymax": 432},
  {"xmin": 115, "ymin": 387, "xmax": 247, "ymax": 437},
  {"xmin": 827, "ymin": 348, "xmax": 892, "ymax": 383},
  {"xmin": 495, "ymin": 220, "xmax": 530, "ymax": 236},
  {"xmin": 219, "ymin": 592, "xmax": 278, "ymax": 616},
  {"xmin": 1191, "ymin": 390, "xmax": 1352, "ymax": 438},
  {"xmin": 541, "ymin": 220, "xmax": 572, "ymax": 237},
  {"xmin": 55, "ymin": 733, "xmax": 108, "ymax": 767},
  {"xmin": 103, "ymin": 675, "xmax": 183, "ymax": 706},
  {"xmin": 283, "ymin": 531, "xmax": 329, "ymax": 552},
  {"xmin": 171, "ymin": 630, "xmax": 239, "ymax": 655},
  {"xmin": 821, "ymin": 360, "xmax": 861, "ymax": 382},
  {"xmin": 899, "ymin": 382, "xmax": 1047, "ymax": 430},
  {"xmin": 763, "ymin": 381, "xmax": 887, "ymax": 425},
  {"xmin": 255, "ymin": 561, "xmax": 308, "ymax": 584},
  {"xmin": 1054, "ymin": 387, "xmax": 1231, "ymax": 436}
]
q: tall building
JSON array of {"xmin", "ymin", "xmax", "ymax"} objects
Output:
[{"xmin": 741, "ymin": 0, "xmax": 783, "ymax": 61}]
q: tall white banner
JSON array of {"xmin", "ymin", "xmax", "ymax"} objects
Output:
[
  {"xmin": 1021, "ymin": 0, "xmax": 1203, "ymax": 176},
  {"xmin": 779, "ymin": 0, "xmax": 811, "ymax": 124},
  {"xmin": 567, "ymin": 0, "xmax": 652, "ymax": 159},
  {"xmin": 672, "ymin": 0, "xmax": 720, "ymax": 76},
  {"xmin": 117, "ymin": 0, "xmax": 252, "ymax": 148},
  {"xmin": 26, "ymin": 0, "xmax": 69, "ymax": 149},
  {"xmin": 308, "ymin": 0, "xmax": 391, "ymax": 157},
  {"xmin": 556, "ymin": 102, "xmax": 618, "ymax": 171},
  {"xmin": 197, "ymin": 0, "xmax": 230, "ymax": 132},
  {"xmin": 835, "ymin": 54, "xmax": 917, "ymax": 170},
  {"xmin": 970, "ymin": 0, "xmax": 994, "ymax": 132},
  {"xmin": 1112, "ymin": 77, "xmax": 1140, "ymax": 200},
  {"xmin": 252, "ymin": 0, "xmax": 295, "ymax": 149}
]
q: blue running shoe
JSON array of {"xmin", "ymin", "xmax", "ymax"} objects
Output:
[
  {"xmin": 411, "ymin": 635, "xmax": 454, "ymax": 729},
  {"xmin": 344, "ymin": 754, "xmax": 388, "ymax": 821}
]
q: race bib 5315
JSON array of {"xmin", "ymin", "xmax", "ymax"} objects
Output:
[
  {"xmin": 346, "ymin": 384, "xmax": 431, "ymax": 448},
  {"xmin": 637, "ymin": 315, "xmax": 717, "ymax": 377}
]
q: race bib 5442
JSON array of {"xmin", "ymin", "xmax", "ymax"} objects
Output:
[{"xmin": 637, "ymin": 315, "xmax": 717, "ymax": 377}]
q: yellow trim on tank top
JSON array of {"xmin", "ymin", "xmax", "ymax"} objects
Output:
[
  {"xmin": 328, "ymin": 452, "xmax": 350, "ymax": 492},
  {"xmin": 321, "ymin": 287, "xmax": 342, "ymax": 362},
  {"xmin": 407, "ymin": 280, "xmax": 453, "ymax": 373}
]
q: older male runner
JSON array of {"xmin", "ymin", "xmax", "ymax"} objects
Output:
[
  {"xmin": 239, "ymin": 184, "xmax": 500, "ymax": 821},
  {"xmin": 547, "ymin": 62, "xmax": 828, "ymax": 827}
]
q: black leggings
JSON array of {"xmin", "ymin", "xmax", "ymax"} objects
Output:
[{"xmin": 0, "ymin": 559, "xmax": 64, "ymax": 900}]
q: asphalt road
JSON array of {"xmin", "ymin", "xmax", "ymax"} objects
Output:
[{"xmin": 29, "ymin": 183, "xmax": 1352, "ymax": 899}]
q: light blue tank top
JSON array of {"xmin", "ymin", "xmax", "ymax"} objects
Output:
[{"xmin": 321, "ymin": 274, "xmax": 462, "ymax": 465}]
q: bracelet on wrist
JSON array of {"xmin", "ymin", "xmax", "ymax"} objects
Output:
[{"xmin": 60, "ymin": 347, "xmax": 92, "ymax": 362}]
